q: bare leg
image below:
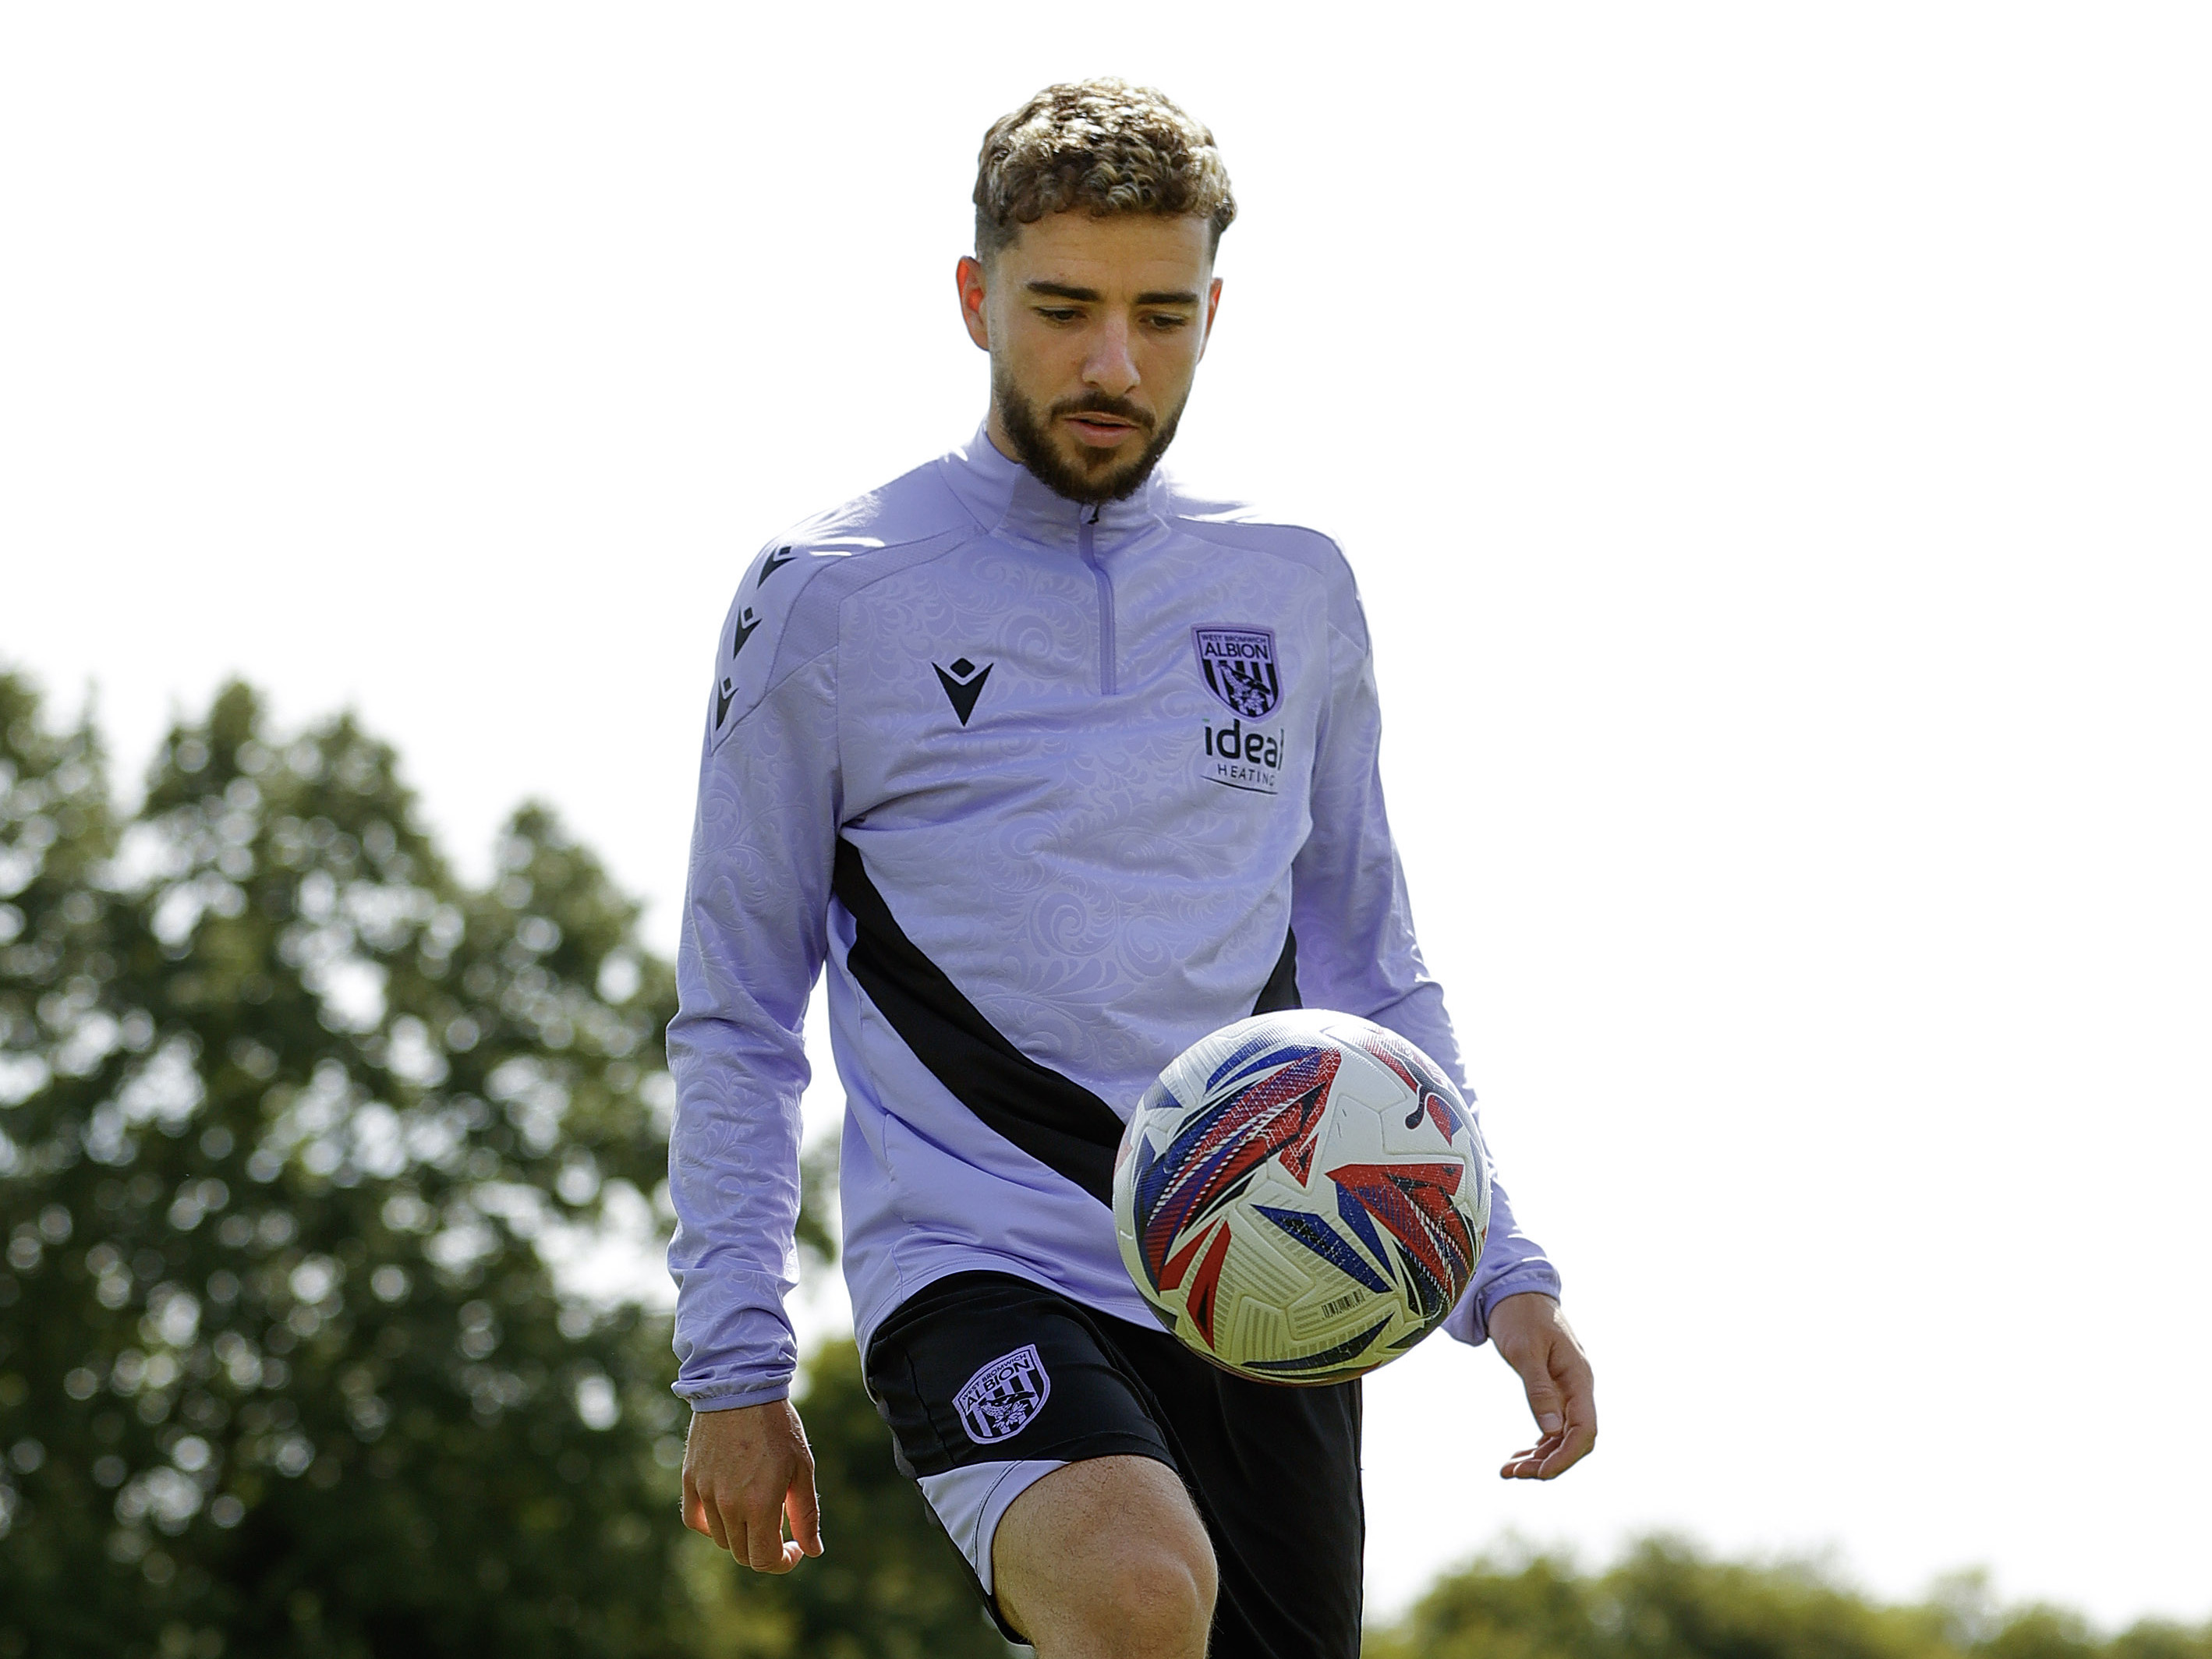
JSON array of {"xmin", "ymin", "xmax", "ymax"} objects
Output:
[{"xmin": 991, "ymin": 1456, "xmax": 1216, "ymax": 1659}]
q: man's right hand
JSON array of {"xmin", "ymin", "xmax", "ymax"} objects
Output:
[{"xmin": 681, "ymin": 1398, "xmax": 823, "ymax": 1573}]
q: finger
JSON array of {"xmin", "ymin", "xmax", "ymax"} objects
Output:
[
  {"xmin": 745, "ymin": 1496, "xmax": 795, "ymax": 1574},
  {"xmin": 682, "ymin": 1472, "xmax": 728, "ymax": 1550},
  {"xmin": 1519, "ymin": 1357, "xmax": 1566, "ymax": 1441},
  {"xmin": 1533, "ymin": 1349, "xmax": 1598, "ymax": 1477},
  {"xmin": 1498, "ymin": 1432, "xmax": 1563, "ymax": 1480},
  {"xmin": 725, "ymin": 1495, "xmax": 760, "ymax": 1575},
  {"xmin": 1498, "ymin": 1430, "xmax": 1558, "ymax": 1476},
  {"xmin": 787, "ymin": 1460, "xmax": 823, "ymax": 1558},
  {"xmin": 710, "ymin": 1482, "xmax": 759, "ymax": 1565},
  {"xmin": 1534, "ymin": 1390, "xmax": 1598, "ymax": 1479},
  {"xmin": 1502, "ymin": 1401, "xmax": 1594, "ymax": 1480},
  {"xmin": 1534, "ymin": 1423, "xmax": 1596, "ymax": 1478}
]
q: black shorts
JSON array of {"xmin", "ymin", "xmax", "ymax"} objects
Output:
[{"xmin": 863, "ymin": 1271, "xmax": 1364, "ymax": 1659}]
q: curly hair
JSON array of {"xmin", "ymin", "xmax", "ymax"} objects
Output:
[{"xmin": 973, "ymin": 78, "xmax": 1237, "ymax": 261}]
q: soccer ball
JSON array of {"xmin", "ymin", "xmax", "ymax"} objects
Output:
[{"xmin": 1113, "ymin": 1010, "xmax": 1491, "ymax": 1385}]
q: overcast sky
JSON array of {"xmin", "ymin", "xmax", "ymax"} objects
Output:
[{"xmin": 5, "ymin": 2, "xmax": 2208, "ymax": 1631}]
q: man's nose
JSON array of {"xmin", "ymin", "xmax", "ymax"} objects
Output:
[{"xmin": 1082, "ymin": 317, "xmax": 1140, "ymax": 398}]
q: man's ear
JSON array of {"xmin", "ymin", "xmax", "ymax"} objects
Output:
[
  {"xmin": 956, "ymin": 255, "xmax": 991, "ymax": 351},
  {"xmin": 1198, "ymin": 274, "xmax": 1223, "ymax": 360}
]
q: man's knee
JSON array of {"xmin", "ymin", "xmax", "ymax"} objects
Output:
[
  {"xmin": 1085, "ymin": 1535, "xmax": 1215, "ymax": 1649},
  {"xmin": 994, "ymin": 1456, "xmax": 1216, "ymax": 1657}
]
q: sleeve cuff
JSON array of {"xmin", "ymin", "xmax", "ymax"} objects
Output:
[
  {"xmin": 1448, "ymin": 1265, "xmax": 1565, "ymax": 1347},
  {"xmin": 677, "ymin": 1381, "xmax": 793, "ymax": 1413}
]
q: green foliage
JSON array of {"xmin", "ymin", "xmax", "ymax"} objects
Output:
[
  {"xmin": 1362, "ymin": 1540, "xmax": 2212, "ymax": 1659},
  {"xmin": 0, "ymin": 674, "xmax": 695, "ymax": 1656}
]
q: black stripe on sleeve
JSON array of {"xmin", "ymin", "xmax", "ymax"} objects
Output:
[{"xmin": 831, "ymin": 838, "xmax": 1126, "ymax": 1204}]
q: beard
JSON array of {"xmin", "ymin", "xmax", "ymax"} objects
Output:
[{"xmin": 993, "ymin": 366, "xmax": 1187, "ymax": 507}]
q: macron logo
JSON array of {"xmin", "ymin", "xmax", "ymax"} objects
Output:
[{"xmin": 933, "ymin": 657, "xmax": 992, "ymax": 727}]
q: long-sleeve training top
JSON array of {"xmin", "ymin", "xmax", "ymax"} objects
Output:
[{"xmin": 666, "ymin": 429, "xmax": 1561, "ymax": 1410}]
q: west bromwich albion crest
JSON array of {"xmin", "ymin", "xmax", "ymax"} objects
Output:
[
  {"xmin": 1193, "ymin": 627, "xmax": 1282, "ymax": 720},
  {"xmin": 954, "ymin": 1344, "xmax": 1051, "ymax": 1445}
]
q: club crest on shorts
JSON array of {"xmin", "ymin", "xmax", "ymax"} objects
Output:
[
  {"xmin": 1193, "ymin": 627, "xmax": 1281, "ymax": 720},
  {"xmin": 954, "ymin": 1343, "xmax": 1051, "ymax": 1445}
]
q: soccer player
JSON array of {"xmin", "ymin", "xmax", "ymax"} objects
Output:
[{"xmin": 668, "ymin": 79, "xmax": 1597, "ymax": 1659}]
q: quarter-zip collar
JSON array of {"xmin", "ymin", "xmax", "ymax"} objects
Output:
[{"xmin": 940, "ymin": 423, "xmax": 1169, "ymax": 554}]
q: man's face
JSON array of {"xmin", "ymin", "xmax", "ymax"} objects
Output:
[{"xmin": 958, "ymin": 210, "xmax": 1223, "ymax": 505}]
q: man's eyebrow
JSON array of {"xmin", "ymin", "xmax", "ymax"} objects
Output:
[{"xmin": 1023, "ymin": 281, "xmax": 1202, "ymax": 306}]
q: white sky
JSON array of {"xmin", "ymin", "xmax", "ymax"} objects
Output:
[{"xmin": 5, "ymin": 2, "xmax": 2208, "ymax": 1632}]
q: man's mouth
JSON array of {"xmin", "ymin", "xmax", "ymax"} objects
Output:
[
  {"xmin": 1066, "ymin": 416, "xmax": 1133, "ymax": 447},
  {"xmin": 1056, "ymin": 404, "xmax": 1152, "ymax": 449}
]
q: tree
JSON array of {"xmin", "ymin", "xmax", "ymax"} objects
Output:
[
  {"xmin": 1361, "ymin": 1539, "xmax": 2212, "ymax": 1659},
  {"xmin": 0, "ymin": 674, "xmax": 695, "ymax": 1657},
  {"xmin": 0, "ymin": 670, "xmax": 1013, "ymax": 1658}
]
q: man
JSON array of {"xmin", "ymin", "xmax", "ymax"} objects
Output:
[{"xmin": 668, "ymin": 80, "xmax": 1596, "ymax": 1659}]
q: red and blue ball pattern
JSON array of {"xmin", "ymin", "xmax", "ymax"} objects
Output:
[{"xmin": 1113, "ymin": 1012, "xmax": 1489, "ymax": 1385}]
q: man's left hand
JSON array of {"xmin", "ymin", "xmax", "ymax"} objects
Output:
[{"xmin": 1488, "ymin": 1293, "xmax": 1598, "ymax": 1480}]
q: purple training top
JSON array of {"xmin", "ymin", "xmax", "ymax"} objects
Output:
[{"xmin": 665, "ymin": 430, "xmax": 1561, "ymax": 1410}]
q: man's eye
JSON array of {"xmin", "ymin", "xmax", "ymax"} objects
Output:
[
  {"xmin": 1036, "ymin": 308, "xmax": 1082, "ymax": 323},
  {"xmin": 1145, "ymin": 314, "xmax": 1192, "ymax": 331}
]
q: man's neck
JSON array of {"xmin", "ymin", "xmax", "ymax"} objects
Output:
[{"xmin": 982, "ymin": 406, "xmax": 1021, "ymax": 465}]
